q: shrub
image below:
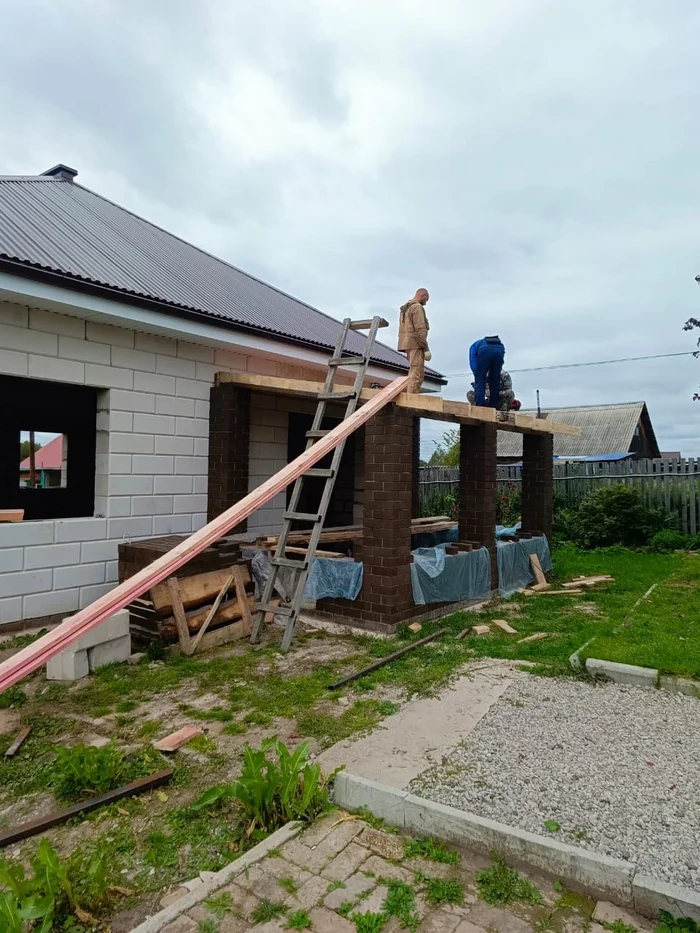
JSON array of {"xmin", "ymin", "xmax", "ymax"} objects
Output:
[
  {"xmin": 649, "ymin": 529, "xmax": 694, "ymax": 552},
  {"xmin": 496, "ymin": 483, "xmax": 520, "ymax": 527},
  {"xmin": 191, "ymin": 738, "xmax": 341, "ymax": 834},
  {"xmin": 566, "ymin": 485, "xmax": 665, "ymax": 549},
  {"xmin": 52, "ymin": 742, "xmax": 162, "ymax": 802}
]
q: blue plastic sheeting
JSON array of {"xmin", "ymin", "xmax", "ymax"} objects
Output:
[
  {"xmin": 304, "ymin": 557, "xmax": 363, "ymax": 600},
  {"xmin": 496, "ymin": 522, "xmax": 522, "ymax": 538},
  {"xmin": 411, "ymin": 526, "xmax": 458, "ymax": 549},
  {"xmin": 411, "ymin": 545, "xmax": 492, "ymax": 606},
  {"xmin": 496, "ymin": 536, "xmax": 552, "ymax": 597}
]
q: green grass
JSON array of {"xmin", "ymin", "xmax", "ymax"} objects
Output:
[
  {"xmin": 250, "ymin": 898, "xmax": 288, "ymax": 923},
  {"xmin": 422, "ymin": 876, "xmax": 464, "ymax": 906},
  {"xmin": 353, "ymin": 912, "xmax": 386, "ymax": 933},
  {"xmin": 278, "ymin": 876, "xmax": 298, "ymax": 896},
  {"xmin": 0, "ymin": 684, "xmax": 27, "ymax": 709},
  {"xmin": 403, "ymin": 837, "xmax": 459, "ymax": 864},
  {"xmin": 384, "ymin": 879, "xmax": 420, "ymax": 931},
  {"xmin": 204, "ymin": 892, "xmax": 232, "ymax": 919},
  {"xmin": 582, "ymin": 556, "xmax": 700, "ymax": 678},
  {"xmin": 285, "ymin": 908, "xmax": 312, "ymax": 930},
  {"xmin": 603, "ymin": 921, "xmax": 637, "ymax": 933},
  {"xmin": 476, "ymin": 854, "xmax": 543, "ymax": 905}
]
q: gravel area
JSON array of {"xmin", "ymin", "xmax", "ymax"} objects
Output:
[{"xmin": 410, "ymin": 675, "xmax": 700, "ymax": 891}]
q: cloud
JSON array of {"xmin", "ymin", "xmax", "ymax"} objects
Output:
[{"xmin": 1, "ymin": 0, "xmax": 699, "ymax": 456}]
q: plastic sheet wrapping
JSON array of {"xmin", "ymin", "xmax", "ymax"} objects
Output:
[
  {"xmin": 411, "ymin": 544, "xmax": 492, "ymax": 606},
  {"xmin": 241, "ymin": 547, "xmax": 362, "ymax": 603},
  {"xmin": 496, "ymin": 522, "xmax": 522, "ymax": 538},
  {"xmin": 496, "ymin": 536, "xmax": 552, "ymax": 598},
  {"xmin": 411, "ymin": 526, "xmax": 459, "ymax": 549}
]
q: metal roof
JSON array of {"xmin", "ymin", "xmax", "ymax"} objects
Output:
[
  {"xmin": 497, "ymin": 402, "xmax": 660, "ymax": 458},
  {"xmin": 0, "ymin": 168, "xmax": 443, "ymax": 382}
]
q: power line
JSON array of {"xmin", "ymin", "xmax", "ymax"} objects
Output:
[{"xmin": 443, "ymin": 350, "xmax": 695, "ymax": 378}]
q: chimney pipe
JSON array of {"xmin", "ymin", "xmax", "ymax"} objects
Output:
[{"xmin": 41, "ymin": 164, "xmax": 78, "ymax": 182}]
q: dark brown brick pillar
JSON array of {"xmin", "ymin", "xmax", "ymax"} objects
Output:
[
  {"xmin": 207, "ymin": 384, "xmax": 250, "ymax": 527},
  {"xmin": 458, "ymin": 423, "xmax": 498, "ymax": 586},
  {"xmin": 412, "ymin": 417, "xmax": 421, "ymax": 518},
  {"xmin": 321, "ymin": 405, "xmax": 415, "ymax": 629},
  {"xmin": 521, "ymin": 433, "xmax": 554, "ymax": 541}
]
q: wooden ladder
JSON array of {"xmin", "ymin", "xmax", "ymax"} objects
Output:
[{"xmin": 250, "ymin": 315, "xmax": 388, "ymax": 651}]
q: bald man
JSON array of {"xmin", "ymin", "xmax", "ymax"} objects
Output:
[{"xmin": 398, "ymin": 288, "xmax": 431, "ymax": 393}]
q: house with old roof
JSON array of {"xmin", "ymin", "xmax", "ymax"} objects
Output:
[
  {"xmin": 497, "ymin": 402, "xmax": 661, "ymax": 462},
  {"xmin": 19, "ymin": 434, "xmax": 66, "ymax": 488},
  {"xmin": 0, "ymin": 163, "xmax": 444, "ymax": 628}
]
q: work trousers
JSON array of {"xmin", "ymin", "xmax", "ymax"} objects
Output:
[
  {"xmin": 474, "ymin": 345, "xmax": 504, "ymax": 408},
  {"xmin": 406, "ymin": 348, "xmax": 425, "ymax": 394}
]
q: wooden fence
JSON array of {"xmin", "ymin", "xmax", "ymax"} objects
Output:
[{"xmin": 419, "ymin": 459, "xmax": 700, "ymax": 534}]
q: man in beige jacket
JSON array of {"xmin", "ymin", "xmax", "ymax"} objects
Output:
[{"xmin": 398, "ymin": 288, "xmax": 431, "ymax": 393}]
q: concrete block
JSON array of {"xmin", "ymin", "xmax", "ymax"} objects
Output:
[
  {"xmin": 194, "ymin": 361, "xmax": 218, "ymax": 382},
  {"xmin": 54, "ymin": 562, "xmax": 106, "ymax": 590},
  {"xmin": 110, "ymin": 475, "xmax": 154, "ymax": 496},
  {"xmin": 25, "ymin": 543, "xmax": 81, "ymax": 570},
  {"xmin": 174, "ymin": 456, "xmax": 208, "ymax": 475},
  {"xmin": 153, "ymin": 515, "xmax": 193, "ymax": 535},
  {"xmin": 175, "ymin": 417, "xmax": 208, "ymax": 438},
  {"xmin": 156, "ymin": 436, "xmax": 194, "ymax": 456},
  {"xmin": 333, "ymin": 772, "xmax": 408, "ymax": 829},
  {"xmin": 29, "ymin": 308, "xmax": 85, "ymax": 338},
  {"xmin": 156, "ymin": 354, "xmax": 196, "ymax": 379},
  {"xmin": 55, "ymin": 518, "xmax": 108, "ymax": 543},
  {"xmin": 194, "ymin": 438, "xmax": 208, "ymax": 457},
  {"xmin": 658, "ymin": 675, "xmax": 700, "ymax": 698},
  {"xmin": 132, "ymin": 455, "xmax": 174, "ymax": 475},
  {"xmin": 0, "ymin": 596, "xmax": 24, "ymax": 625},
  {"xmin": 86, "ymin": 321, "xmax": 135, "ymax": 348},
  {"xmin": 157, "ymin": 394, "xmax": 195, "ymax": 417},
  {"xmin": 108, "ymin": 453, "xmax": 133, "ymax": 474},
  {"xmin": 193, "ymin": 476, "xmax": 207, "ymax": 494},
  {"xmin": 0, "ymin": 348, "xmax": 28, "ymax": 376},
  {"xmin": 177, "ymin": 341, "xmax": 214, "ymax": 364},
  {"xmin": 633, "ymin": 874, "xmax": 700, "ymax": 922},
  {"xmin": 136, "ymin": 332, "xmax": 176, "ymax": 355},
  {"xmin": 0, "ymin": 521, "xmax": 54, "ymax": 548},
  {"xmin": 110, "ymin": 432, "xmax": 155, "ymax": 454},
  {"xmin": 0, "ymin": 322, "xmax": 57, "ymax": 354},
  {"xmin": 131, "ymin": 496, "xmax": 175, "ymax": 516},
  {"xmin": 194, "ymin": 400, "xmax": 209, "ymax": 419},
  {"xmin": 112, "ymin": 345, "xmax": 156, "ymax": 372},
  {"xmin": 79, "ymin": 540, "xmax": 118, "ymax": 563},
  {"xmin": 110, "ymin": 389, "xmax": 156, "ymax": 413},
  {"xmin": 173, "ymin": 495, "xmax": 207, "ymax": 514},
  {"xmin": 29, "ymin": 355, "xmax": 84, "ymax": 383},
  {"xmin": 134, "ymin": 371, "xmax": 176, "ymax": 395},
  {"xmin": 72, "ymin": 610, "xmax": 129, "ymax": 650},
  {"xmin": 585, "ymin": 658, "xmax": 659, "ymax": 688},
  {"xmin": 23, "ymin": 588, "xmax": 80, "ymax": 620},
  {"xmin": 155, "ymin": 475, "xmax": 193, "ymax": 494},
  {"xmin": 106, "ymin": 410, "xmax": 133, "ymax": 432},
  {"xmin": 0, "ymin": 569, "xmax": 53, "ymax": 599},
  {"xmin": 47, "ymin": 648, "xmax": 89, "ymax": 681},
  {"xmin": 106, "ymin": 560, "xmax": 118, "ymax": 582},
  {"xmin": 79, "ymin": 583, "xmax": 115, "ymax": 605},
  {"xmin": 3, "ymin": 548, "xmax": 24, "ymax": 572},
  {"xmin": 175, "ymin": 377, "xmax": 210, "ymax": 400},
  {"xmin": 2, "ymin": 303, "xmax": 29, "ymax": 327},
  {"xmin": 134, "ymin": 413, "xmax": 176, "ymax": 435},
  {"xmin": 107, "ymin": 497, "xmax": 131, "ymax": 518},
  {"xmin": 88, "ymin": 633, "xmax": 132, "ymax": 670},
  {"xmin": 85, "ymin": 363, "xmax": 133, "ymax": 389},
  {"xmin": 58, "ymin": 335, "xmax": 110, "ymax": 364}
]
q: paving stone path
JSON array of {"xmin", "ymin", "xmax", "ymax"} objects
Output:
[{"xmin": 158, "ymin": 815, "xmax": 651, "ymax": 933}]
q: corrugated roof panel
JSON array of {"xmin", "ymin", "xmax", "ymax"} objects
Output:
[{"xmin": 0, "ymin": 175, "xmax": 443, "ymax": 379}]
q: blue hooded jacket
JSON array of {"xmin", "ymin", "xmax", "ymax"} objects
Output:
[{"xmin": 469, "ymin": 337, "xmax": 505, "ymax": 373}]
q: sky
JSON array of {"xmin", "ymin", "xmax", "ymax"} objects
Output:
[{"xmin": 1, "ymin": 0, "xmax": 699, "ymax": 459}]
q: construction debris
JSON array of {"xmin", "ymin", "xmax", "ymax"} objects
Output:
[
  {"xmin": 529, "ymin": 554, "xmax": 548, "ymax": 586},
  {"xmin": 492, "ymin": 619, "xmax": 518, "ymax": 635},
  {"xmin": 518, "ymin": 632, "xmax": 550, "ymax": 643},
  {"xmin": 153, "ymin": 727, "xmax": 203, "ymax": 753},
  {"xmin": 327, "ymin": 629, "xmax": 447, "ymax": 690},
  {"xmin": 562, "ymin": 576, "xmax": 614, "ymax": 588},
  {"xmin": 471, "ymin": 625, "xmax": 491, "ymax": 636},
  {"xmin": 523, "ymin": 588, "xmax": 582, "ymax": 596},
  {"xmin": 407, "ymin": 622, "xmax": 422, "ymax": 633},
  {"xmin": 3, "ymin": 727, "xmax": 31, "ymax": 758}
]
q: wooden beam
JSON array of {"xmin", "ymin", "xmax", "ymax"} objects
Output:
[
  {"xmin": 0, "ymin": 770, "xmax": 173, "ymax": 848},
  {"xmin": 0, "ymin": 376, "xmax": 410, "ymax": 692},
  {"xmin": 4, "ymin": 727, "xmax": 31, "ymax": 758},
  {"xmin": 215, "ymin": 370, "xmax": 580, "ymax": 436},
  {"xmin": 327, "ymin": 629, "xmax": 447, "ymax": 689},
  {"xmin": 189, "ymin": 573, "xmax": 235, "ymax": 654}
]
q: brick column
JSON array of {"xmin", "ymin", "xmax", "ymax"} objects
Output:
[
  {"xmin": 207, "ymin": 384, "xmax": 251, "ymax": 526},
  {"xmin": 521, "ymin": 433, "xmax": 554, "ymax": 541},
  {"xmin": 321, "ymin": 406, "xmax": 415, "ymax": 629},
  {"xmin": 458, "ymin": 423, "xmax": 498, "ymax": 585},
  {"xmin": 412, "ymin": 416, "xmax": 421, "ymax": 518}
]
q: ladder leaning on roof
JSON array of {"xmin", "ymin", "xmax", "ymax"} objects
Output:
[{"xmin": 250, "ymin": 315, "xmax": 389, "ymax": 652}]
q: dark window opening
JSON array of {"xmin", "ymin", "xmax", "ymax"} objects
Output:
[
  {"xmin": 1, "ymin": 375, "xmax": 97, "ymax": 520},
  {"xmin": 287, "ymin": 412, "xmax": 356, "ymax": 529}
]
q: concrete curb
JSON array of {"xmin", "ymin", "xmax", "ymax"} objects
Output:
[
  {"xmin": 130, "ymin": 821, "xmax": 302, "ymax": 933},
  {"xmin": 578, "ymin": 657, "xmax": 700, "ymax": 698},
  {"xmin": 333, "ymin": 772, "xmax": 700, "ymax": 921}
]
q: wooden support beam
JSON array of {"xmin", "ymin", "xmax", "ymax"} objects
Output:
[
  {"xmin": 0, "ymin": 376, "xmax": 409, "ymax": 693},
  {"xmin": 327, "ymin": 629, "xmax": 447, "ymax": 690}
]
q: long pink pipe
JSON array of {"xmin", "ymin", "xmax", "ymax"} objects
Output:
[{"xmin": 0, "ymin": 377, "xmax": 408, "ymax": 692}]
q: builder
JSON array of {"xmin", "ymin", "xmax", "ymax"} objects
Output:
[
  {"xmin": 398, "ymin": 288, "xmax": 431, "ymax": 393},
  {"xmin": 469, "ymin": 335, "xmax": 505, "ymax": 408},
  {"xmin": 467, "ymin": 369, "xmax": 520, "ymax": 411}
]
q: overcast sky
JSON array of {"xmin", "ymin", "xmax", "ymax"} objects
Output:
[{"xmin": 2, "ymin": 0, "xmax": 699, "ymax": 457}]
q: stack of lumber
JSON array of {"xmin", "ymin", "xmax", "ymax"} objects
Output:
[{"xmin": 257, "ymin": 515, "xmax": 457, "ymax": 549}]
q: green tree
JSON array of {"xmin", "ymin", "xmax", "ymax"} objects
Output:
[
  {"xmin": 428, "ymin": 429, "xmax": 460, "ymax": 466},
  {"xmin": 19, "ymin": 439, "xmax": 42, "ymax": 460}
]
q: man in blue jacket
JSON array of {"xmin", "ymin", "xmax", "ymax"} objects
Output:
[{"xmin": 469, "ymin": 336, "xmax": 506, "ymax": 408}]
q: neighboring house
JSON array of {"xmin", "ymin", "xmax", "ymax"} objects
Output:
[
  {"xmin": 0, "ymin": 163, "xmax": 444, "ymax": 627},
  {"xmin": 19, "ymin": 434, "xmax": 66, "ymax": 488},
  {"xmin": 497, "ymin": 402, "xmax": 661, "ymax": 463}
]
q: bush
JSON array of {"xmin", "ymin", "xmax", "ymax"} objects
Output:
[
  {"xmin": 649, "ymin": 529, "xmax": 693, "ymax": 552},
  {"xmin": 565, "ymin": 485, "xmax": 665, "ymax": 549},
  {"xmin": 191, "ymin": 738, "xmax": 341, "ymax": 834},
  {"xmin": 496, "ymin": 483, "xmax": 520, "ymax": 527}
]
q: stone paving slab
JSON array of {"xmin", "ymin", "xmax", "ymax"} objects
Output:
[{"xmin": 158, "ymin": 815, "xmax": 651, "ymax": 933}]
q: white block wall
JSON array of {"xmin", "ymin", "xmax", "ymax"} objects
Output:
[{"xmin": 0, "ymin": 299, "xmax": 357, "ymax": 626}]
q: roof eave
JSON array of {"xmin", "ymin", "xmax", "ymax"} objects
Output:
[{"xmin": 0, "ymin": 257, "xmax": 446, "ymax": 386}]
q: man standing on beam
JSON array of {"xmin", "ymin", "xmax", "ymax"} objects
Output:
[
  {"xmin": 398, "ymin": 288, "xmax": 431, "ymax": 393},
  {"xmin": 469, "ymin": 335, "xmax": 506, "ymax": 408}
]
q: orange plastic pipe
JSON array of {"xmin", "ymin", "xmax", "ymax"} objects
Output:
[{"xmin": 0, "ymin": 377, "xmax": 408, "ymax": 692}]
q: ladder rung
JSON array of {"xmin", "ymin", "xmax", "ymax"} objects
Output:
[
  {"xmin": 317, "ymin": 390, "xmax": 356, "ymax": 401},
  {"xmin": 305, "ymin": 468, "xmax": 335, "ymax": 479},
  {"xmin": 271, "ymin": 557, "xmax": 308, "ymax": 570},
  {"xmin": 306, "ymin": 429, "xmax": 330, "ymax": 439},
  {"xmin": 257, "ymin": 602, "xmax": 294, "ymax": 617},
  {"xmin": 329, "ymin": 355, "xmax": 365, "ymax": 367},
  {"xmin": 284, "ymin": 511, "xmax": 321, "ymax": 523},
  {"xmin": 349, "ymin": 318, "xmax": 389, "ymax": 330}
]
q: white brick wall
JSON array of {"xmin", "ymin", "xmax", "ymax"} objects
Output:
[{"xmin": 0, "ymin": 298, "xmax": 366, "ymax": 625}]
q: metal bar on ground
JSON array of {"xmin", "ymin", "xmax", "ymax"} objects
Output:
[{"xmin": 327, "ymin": 629, "xmax": 447, "ymax": 690}]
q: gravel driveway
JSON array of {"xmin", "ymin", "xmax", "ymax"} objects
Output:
[{"xmin": 410, "ymin": 675, "xmax": 700, "ymax": 892}]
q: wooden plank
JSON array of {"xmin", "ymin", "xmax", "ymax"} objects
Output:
[
  {"xmin": 327, "ymin": 629, "xmax": 447, "ymax": 689},
  {"xmin": 492, "ymin": 619, "xmax": 518, "ymax": 635},
  {"xmin": 0, "ymin": 510, "xmax": 24, "ymax": 522},
  {"xmin": 530, "ymin": 581, "xmax": 551, "ymax": 592},
  {"xmin": 167, "ymin": 578, "xmax": 192, "ymax": 655},
  {"xmin": 525, "ymin": 588, "xmax": 583, "ymax": 596},
  {"xmin": 561, "ymin": 576, "xmax": 613, "ymax": 588},
  {"xmin": 153, "ymin": 727, "xmax": 203, "ymax": 752},
  {"xmin": 189, "ymin": 573, "xmax": 234, "ymax": 655},
  {"xmin": 471, "ymin": 625, "xmax": 491, "ymax": 635},
  {"xmin": 232, "ymin": 564, "xmax": 254, "ymax": 632},
  {"xmin": 518, "ymin": 632, "xmax": 550, "ymax": 643},
  {"xmin": 151, "ymin": 565, "xmax": 249, "ymax": 614},
  {"xmin": 161, "ymin": 591, "xmax": 255, "ymax": 636},
  {"xmin": 4, "ymin": 727, "xmax": 31, "ymax": 758},
  {"xmin": 260, "ymin": 545, "xmax": 346, "ymax": 558},
  {"xmin": 0, "ymin": 375, "xmax": 410, "ymax": 692},
  {"xmin": 0, "ymin": 770, "xmax": 172, "ymax": 848},
  {"xmin": 529, "ymin": 555, "xmax": 547, "ymax": 586}
]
